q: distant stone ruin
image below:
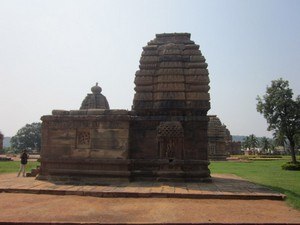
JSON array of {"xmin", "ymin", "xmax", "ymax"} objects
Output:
[
  {"xmin": 208, "ymin": 115, "xmax": 228, "ymax": 160},
  {"xmin": 38, "ymin": 33, "xmax": 211, "ymax": 183},
  {"xmin": 208, "ymin": 115, "xmax": 241, "ymax": 160}
]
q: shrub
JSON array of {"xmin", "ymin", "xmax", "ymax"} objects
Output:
[
  {"xmin": 282, "ymin": 161, "xmax": 300, "ymax": 171},
  {"xmin": 259, "ymin": 155, "xmax": 282, "ymax": 158}
]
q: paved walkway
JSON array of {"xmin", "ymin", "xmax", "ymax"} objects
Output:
[
  {"xmin": 0, "ymin": 173, "xmax": 285, "ymax": 200},
  {"xmin": 1, "ymin": 173, "xmax": 299, "ymax": 224}
]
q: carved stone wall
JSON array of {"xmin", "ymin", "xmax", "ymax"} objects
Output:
[{"xmin": 38, "ymin": 110, "xmax": 131, "ymax": 182}]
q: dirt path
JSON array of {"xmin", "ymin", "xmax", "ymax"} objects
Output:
[{"xmin": 0, "ymin": 193, "xmax": 299, "ymax": 224}]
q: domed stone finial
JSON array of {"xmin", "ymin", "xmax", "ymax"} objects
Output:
[
  {"xmin": 80, "ymin": 83, "xmax": 109, "ymax": 110},
  {"xmin": 91, "ymin": 82, "xmax": 102, "ymax": 94}
]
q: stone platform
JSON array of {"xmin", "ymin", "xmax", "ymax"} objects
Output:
[{"xmin": 0, "ymin": 173, "xmax": 285, "ymax": 200}]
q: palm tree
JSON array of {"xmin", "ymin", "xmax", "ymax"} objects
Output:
[
  {"xmin": 273, "ymin": 130, "xmax": 287, "ymax": 154},
  {"xmin": 242, "ymin": 136, "xmax": 251, "ymax": 150},
  {"xmin": 260, "ymin": 137, "xmax": 270, "ymax": 153},
  {"xmin": 248, "ymin": 134, "xmax": 258, "ymax": 154}
]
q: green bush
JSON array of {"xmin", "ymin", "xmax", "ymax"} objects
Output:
[
  {"xmin": 259, "ymin": 155, "xmax": 282, "ymax": 158},
  {"xmin": 282, "ymin": 161, "xmax": 300, "ymax": 171}
]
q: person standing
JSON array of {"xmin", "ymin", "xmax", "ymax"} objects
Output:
[{"xmin": 17, "ymin": 150, "xmax": 29, "ymax": 177}]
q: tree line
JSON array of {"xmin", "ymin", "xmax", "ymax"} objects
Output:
[{"xmin": 241, "ymin": 134, "xmax": 299, "ymax": 154}]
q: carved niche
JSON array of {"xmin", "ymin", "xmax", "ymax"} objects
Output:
[
  {"xmin": 157, "ymin": 121, "xmax": 184, "ymax": 160},
  {"xmin": 76, "ymin": 130, "xmax": 91, "ymax": 149}
]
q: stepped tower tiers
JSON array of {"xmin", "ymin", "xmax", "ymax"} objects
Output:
[
  {"xmin": 130, "ymin": 33, "xmax": 211, "ymax": 181},
  {"xmin": 208, "ymin": 115, "xmax": 228, "ymax": 160},
  {"xmin": 133, "ymin": 33, "xmax": 210, "ymax": 116}
]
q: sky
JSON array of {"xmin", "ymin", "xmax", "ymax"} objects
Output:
[{"xmin": 0, "ymin": 0, "xmax": 299, "ymax": 137}]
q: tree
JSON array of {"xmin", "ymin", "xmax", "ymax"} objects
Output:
[
  {"xmin": 242, "ymin": 136, "xmax": 251, "ymax": 150},
  {"xmin": 10, "ymin": 122, "xmax": 41, "ymax": 152},
  {"xmin": 257, "ymin": 78, "xmax": 300, "ymax": 163},
  {"xmin": 242, "ymin": 134, "xmax": 258, "ymax": 154},
  {"xmin": 248, "ymin": 134, "xmax": 258, "ymax": 150},
  {"xmin": 260, "ymin": 137, "xmax": 270, "ymax": 153}
]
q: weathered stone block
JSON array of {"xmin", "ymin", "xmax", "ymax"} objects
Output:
[
  {"xmin": 134, "ymin": 92, "xmax": 153, "ymax": 101},
  {"xmin": 135, "ymin": 70, "xmax": 156, "ymax": 76},
  {"xmin": 184, "ymin": 68, "xmax": 209, "ymax": 76},
  {"xmin": 140, "ymin": 56, "xmax": 159, "ymax": 63},
  {"xmin": 156, "ymin": 68, "xmax": 183, "ymax": 75},
  {"xmin": 139, "ymin": 64, "xmax": 157, "ymax": 70},
  {"xmin": 52, "ymin": 110, "xmax": 70, "ymax": 115},
  {"xmin": 156, "ymin": 83, "xmax": 185, "ymax": 91},
  {"xmin": 160, "ymin": 61, "xmax": 183, "ymax": 68},
  {"xmin": 185, "ymin": 62, "xmax": 208, "ymax": 69},
  {"xmin": 190, "ymin": 55, "xmax": 206, "ymax": 62},
  {"xmin": 186, "ymin": 92, "xmax": 210, "ymax": 101},
  {"xmin": 134, "ymin": 76, "xmax": 153, "ymax": 85},
  {"xmin": 185, "ymin": 75, "xmax": 210, "ymax": 84},
  {"xmin": 154, "ymin": 92, "xmax": 186, "ymax": 100},
  {"xmin": 157, "ymin": 75, "xmax": 185, "ymax": 83}
]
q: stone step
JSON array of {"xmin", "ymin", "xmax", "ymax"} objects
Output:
[{"xmin": 0, "ymin": 186, "xmax": 285, "ymax": 201}]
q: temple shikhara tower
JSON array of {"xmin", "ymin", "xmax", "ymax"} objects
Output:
[
  {"xmin": 38, "ymin": 33, "xmax": 211, "ymax": 182},
  {"xmin": 130, "ymin": 33, "xmax": 211, "ymax": 180}
]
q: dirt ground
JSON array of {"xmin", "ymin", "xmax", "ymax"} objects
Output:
[{"xmin": 0, "ymin": 193, "xmax": 299, "ymax": 224}]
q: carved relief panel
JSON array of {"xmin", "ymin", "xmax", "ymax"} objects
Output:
[
  {"xmin": 76, "ymin": 130, "xmax": 91, "ymax": 149},
  {"xmin": 157, "ymin": 121, "xmax": 184, "ymax": 160}
]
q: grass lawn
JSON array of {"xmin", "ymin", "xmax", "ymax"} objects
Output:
[
  {"xmin": 210, "ymin": 157, "xmax": 300, "ymax": 210},
  {"xmin": 0, "ymin": 161, "xmax": 40, "ymax": 174}
]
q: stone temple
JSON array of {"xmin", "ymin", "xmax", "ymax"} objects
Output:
[
  {"xmin": 207, "ymin": 115, "xmax": 228, "ymax": 160},
  {"xmin": 207, "ymin": 116, "xmax": 242, "ymax": 160},
  {"xmin": 38, "ymin": 33, "xmax": 211, "ymax": 182}
]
